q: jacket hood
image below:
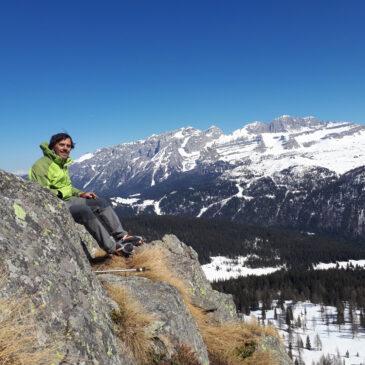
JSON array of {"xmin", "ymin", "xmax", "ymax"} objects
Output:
[{"xmin": 40, "ymin": 142, "xmax": 73, "ymax": 166}]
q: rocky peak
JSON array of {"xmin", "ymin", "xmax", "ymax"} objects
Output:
[
  {"xmin": 269, "ymin": 115, "xmax": 323, "ymax": 132},
  {"xmin": 244, "ymin": 121, "xmax": 269, "ymax": 134},
  {"xmin": 204, "ymin": 125, "xmax": 223, "ymax": 138}
]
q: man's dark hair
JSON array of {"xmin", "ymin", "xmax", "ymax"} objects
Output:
[{"xmin": 49, "ymin": 133, "xmax": 75, "ymax": 150}]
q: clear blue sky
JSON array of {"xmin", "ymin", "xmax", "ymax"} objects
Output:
[{"xmin": 1, "ymin": 0, "xmax": 365, "ymax": 173}]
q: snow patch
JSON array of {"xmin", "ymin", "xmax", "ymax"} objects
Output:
[
  {"xmin": 313, "ymin": 260, "xmax": 365, "ymax": 270},
  {"xmin": 74, "ymin": 153, "xmax": 94, "ymax": 163},
  {"xmin": 111, "ymin": 197, "xmax": 140, "ymax": 205},
  {"xmin": 202, "ymin": 256, "xmax": 284, "ymax": 281},
  {"xmin": 83, "ymin": 173, "xmax": 99, "ymax": 189},
  {"xmin": 248, "ymin": 301, "xmax": 365, "ymax": 365}
]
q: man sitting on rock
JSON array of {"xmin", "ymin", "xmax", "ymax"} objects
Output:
[{"xmin": 29, "ymin": 132, "xmax": 142, "ymax": 256}]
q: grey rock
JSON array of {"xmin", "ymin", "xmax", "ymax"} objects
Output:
[
  {"xmin": 0, "ymin": 170, "xmax": 134, "ymax": 365},
  {"xmin": 100, "ymin": 275, "xmax": 209, "ymax": 365},
  {"xmin": 77, "ymin": 223, "xmax": 100, "ymax": 258},
  {"xmin": 260, "ymin": 336, "xmax": 293, "ymax": 365},
  {"xmin": 150, "ymin": 234, "xmax": 238, "ymax": 323}
]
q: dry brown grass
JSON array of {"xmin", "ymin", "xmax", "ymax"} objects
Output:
[
  {"xmin": 158, "ymin": 344, "xmax": 201, "ymax": 365},
  {"xmin": 98, "ymin": 245, "xmax": 280, "ymax": 365},
  {"xmin": 197, "ymin": 318, "xmax": 277, "ymax": 365},
  {"xmin": 0, "ymin": 297, "xmax": 55, "ymax": 365},
  {"xmin": 91, "ymin": 250, "xmax": 129, "ymax": 271},
  {"xmin": 105, "ymin": 283, "xmax": 156, "ymax": 365}
]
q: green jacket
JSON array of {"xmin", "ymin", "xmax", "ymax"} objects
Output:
[{"xmin": 29, "ymin": 142, "xmax": 83, "ymax": 200}]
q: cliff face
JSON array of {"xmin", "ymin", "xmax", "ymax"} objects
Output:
[{"xmin": 0, "ymin": 170, "xmax": 291, "ymax": 365}]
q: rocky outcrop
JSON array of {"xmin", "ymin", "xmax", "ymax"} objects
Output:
[
  {"xmin": 0, "ymin": 169, "xmax": 291, "ymax": 364},
  {"xmin": 149, "ymin": 235, "xmax": 237, "ymax": 323},
  {"xmin": 0, "ymin": 170, "xmax": 134, "ymax": 365}
]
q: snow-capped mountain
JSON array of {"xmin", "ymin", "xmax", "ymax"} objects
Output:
[{"xmin": 70, "ymin": 116, "xmax": 365, "ymax": 238}]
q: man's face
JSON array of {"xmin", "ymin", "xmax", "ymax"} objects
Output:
[{"xmin": 53, "ymin": 138, "xmax": 72, "ymax": 160}]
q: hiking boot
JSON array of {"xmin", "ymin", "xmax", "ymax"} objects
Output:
[
  {"xmin": 114, "ymin": 242, "xmax": 134, "ymax": 257},
  {"xmin": 115, "ymin": 234, "xmax": 145, "ymax": 247}
]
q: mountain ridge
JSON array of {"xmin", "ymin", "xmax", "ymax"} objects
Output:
[{"xmin": 70, "ymin": 115, "xmax": 365, "ymax": 238}]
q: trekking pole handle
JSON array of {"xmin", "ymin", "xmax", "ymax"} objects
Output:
[{"xmin": 94, "ymin": 267, "xmax": 147, "ymax": 274}]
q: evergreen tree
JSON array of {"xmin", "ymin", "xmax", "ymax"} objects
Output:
[
  {"xmin": 314, "ymin": 333, "xmax": 322, "ymax": 351},
  {"xmin": 295, "ymin": 315, "xmax": 302, "ymax": 328},
  {"xmin": 345, "ymin": 350, "xmax": 349, "ymax": 358},
  {"xmin": 278, "ymin": 293, "xmax": 285, "ymax": 310},
  {"xmin": 296, "ymin": 334, "xmax": 303, "ymax": 349},
  {"xmin": 262, "ymin": 290, "xmax": 272, "ymax": 310},
  {"xmin": 306, "ymin": 335, "xmax": 311, "ymax": 350},
  {"xmin": 336, "ymin": 301, "xmax": 345, "ymax": 328},
  {"xmin": 261, "ymin": 307, "xmax": 266, "ymax": 323},
  {"xmin": 289, "ymin": 306, "xmax": 294, "ymax": 321},
  {"xmin": 288, "ymin": 329, "xmax": 294, "ymax": 348},
  {"xmin": 285, "ymin": 308, "xmax": 292, "ymax": 328}
]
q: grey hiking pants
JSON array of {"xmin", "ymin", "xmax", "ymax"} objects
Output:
[{"xmin": 65, "ymin": 197, "xmax": 127, "ymax": 253}]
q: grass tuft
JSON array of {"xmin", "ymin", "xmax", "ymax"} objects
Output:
[
  {"xmin": 105, "ymin": 283, "xmax": 156, "ymax": 365},
  {"xmin": 0, "ymin": 297, "xmax": 55, "ymax": 365},
  {"xmin": 157, "ymin": 344, "xmax": 201, "ymax": 365}
]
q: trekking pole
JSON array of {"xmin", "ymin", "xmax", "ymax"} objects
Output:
[{"xmin": 94, "ymin": 267, "xmax": 148, "ymax": 274}]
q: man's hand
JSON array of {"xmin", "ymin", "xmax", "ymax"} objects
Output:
[{"xmin": 79, "ymin": 192, "xmax": 97, "ymax": 199}]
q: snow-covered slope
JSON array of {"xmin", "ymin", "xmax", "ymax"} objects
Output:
[{"xmin": 248, "ymin": 301, "xmax": 365, "ymax": 365}]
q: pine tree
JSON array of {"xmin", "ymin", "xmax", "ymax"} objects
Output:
[
  {"xmin": 261, "ymin": 307, "xmax": 266, "ymax": 323},
  {"xmin": 336, "ymin": 301, "xmax": 345, "ymax": 328},
  {"xmin": 286, "ymin": 308, "xmax": 292, "ymax": 328},
  {"xmin": 360, "ymin": 310, "xmax": 365, "ymax": 328},
  {"xmin": 295, "ymin": 315, "xmax": 302, "ymax": 328},
  {"xmin": 296, "ymin": 334, "xmax": 303, "ymax": 349},
  {"xmin": 314, "ymin": 333, "xmax": 322, "ymax": 351},
  {"xmin": 278, "ymin": 293, "xmax": 285, "ymax": 310},
  {"xmin": 289, "ymin": 306, "xmax": 294, "ymax": 320},
  {"xmin": 288, "ymin": 329, "xmax": 294, "ymax": 348},
  {"xmin": 305, "ymin": 335, "xmax": 311, "ymax": 350}
]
